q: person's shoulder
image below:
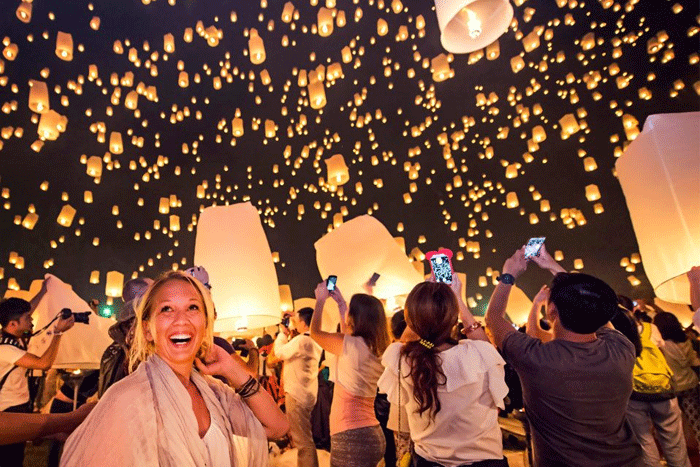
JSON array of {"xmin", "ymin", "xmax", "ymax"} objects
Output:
[
  {"xmin": 0, "ymin": 342, "xmax": 26, "ymax": 360},
  {"xmin": 100, "ymin": 365, "xmax": 151, "ymax": 404}
]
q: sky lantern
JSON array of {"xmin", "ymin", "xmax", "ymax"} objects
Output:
[
  {"xmin": 279, "ymin": 285, "xmax": 293, "ymax": 312},
  {"xmin": 3, "ymin": 43, "xmax": 18, "ymax": 61},
  {"xmin": 232, "ymin": 117, "xmax": 244, "ymax": 136},
  {"xmin": 86, "ymin": 156, "xmax": 102, "ymax": 177},
  {"xmin": 308, "ymin": 81, "xmax": 327, "ymax": 109},
  {"xmin": 57, "ymin": 205, "xmax": 76, "ymax": 227},
  {"xmin": 124, "ymin": 90, "xmax": 138, "ymax": 110},
  {"xmin": 377, "ymin": 18, "xmax": 389, "ymax": 36},
  {"xmin": 248, "ymin": 29, "xmax": 266, "ymax": 65},
  {"xmin": 617, "ymin": 112, "xmax": 700, "ymax": 304},
  {"xmin": 282, "ymin": 2, "xmax": 295, "ymax": 23},
  {"xmin": 105, "ymin": 270, "xmax": 124, "ymax": 297},
  {"xmin": 486, "ymin": 40, "xmax": 500, "ymax": 60},
  {"xmin": 37, "ymin": 110, "xmax": 67, "ymax": 140},
  {"xmin": 506, "ymin": 192, "xmax": 519, "ymax": 208},
  {"xmin": 22, "ymin": 213, "xmax": 38, "ymax": 230},
  {"xmin": 506, "ymin": 286, "xmax": 533, "ymax": 326},
  {"xmin": 163, "ymin": 33, "xmax": 175, "ymax": 53},
  {"xmin": 16, "ymin": 2, "xmax": 32, "ymax": 23},
  {"xmin": 434, "ymin": 0, "xmax": 514, "ymax": 54},
  {"xmin": 318, "ymin": 7, "xmax": 334, "ymax": 37},
  {"xmin": 194, "ymin": 202, "xmax": 282, "ymax": 335},
  {"xmin": 28, "ymin": 275, "xmax": 112, "ymax": 369},
  {"xmin": 585, "ymin": 184, "xmax": 601, "ymax": 201},
  {"xmin": 169, "ymin": 215, "xmax": 180, "ymax": 232},
  {"xmin": 28, "ymin": 80, "xmax": 49, "ymax": 113},
  {"xmin": 178, "ymin": 71, "xmax": 189, "ymax": 87},
  {"xmin": 315, "ymin": 215, "xmax": 423, "ymax": 303},
  {"xmin": 109, "ymin": 132, "xmax": 123, "ymax": 154},
  {"xmin": 325, "ymin": 154, "xmax": 349, "ymax": 186},
  {"xmin": 431, "ymin": 54, "xmax": 454, "ymax": 82},
  {"xmin": 55, "ymin": 32, "xmax": 74, "ymax": 61}
]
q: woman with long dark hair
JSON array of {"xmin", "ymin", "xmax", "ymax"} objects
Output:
[
  {"xmin": 310, "ymin": 283, "xmax": 391, "ymax": 467},
  {"xmin": 654, "ymin": 311, "xmax": 700, "ymax": 447},
  {"xmin": 378, "ymin": 278, "xmax": 509, "ymax": 467}
]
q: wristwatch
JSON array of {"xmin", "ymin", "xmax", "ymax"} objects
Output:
[{"xmin": 497, "ymin": 273, "xmax": 515, "ymax": 285}]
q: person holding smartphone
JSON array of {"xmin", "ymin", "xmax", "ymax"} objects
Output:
[
  {"xmin": 310, "ymin": 280, "xmax": 391, "ymax": 467},
  {"xmin": 377, "ymin": 274, "xmax": 509, "ymax": 467},
  {"xmin": 485, "ymin": 245, "xmax": 643, "ymax": 467}
]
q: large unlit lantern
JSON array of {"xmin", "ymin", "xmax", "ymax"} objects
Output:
[
  {"xmin": 315, "ymin": 215, "xmax": 423, "ymax": 303},
  {"xmin": 506, "ymin": 286, "xmax": 533, "ymax": 326},
  {"xmin": 194, "ymin": 202, "xmax": 281, "ymax": 334},
  {"xmin": 28, "ymin": 275, "xmax": 112, "ymax": 369},
  {"xmin": 325, "ymin": 154, "xmax": 349, "ymax": 186},
  {"xmin": 616, "ymin": 112, "xmax": 700, "ymax": 303},
  {"xmin": 434, "ymin": 0, "xmax": 514, "ymax": 54}
]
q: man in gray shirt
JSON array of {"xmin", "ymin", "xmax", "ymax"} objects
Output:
[{"xmin": 485, "ymin": 246, "xmax": 642, "ymax": 467}]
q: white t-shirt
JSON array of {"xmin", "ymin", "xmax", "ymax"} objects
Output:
[
  {"xmin": 0, "ymin": 343, "xmax": 29, "ymax": 411},
  {"xmin": 274, "ymin": 332, "xmax": 323, "ymax": 407},
  {"xmin": 335, "ymin": 335, "xmax": 384, "ymax": 397},
  {"xmin": 378, "ymin": 340, "xmax": 508, "ymax": 467}
]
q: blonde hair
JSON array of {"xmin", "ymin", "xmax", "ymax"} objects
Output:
[{"xmin": 128, "ymin": 270, "xmax": 216, "ymax": 373}]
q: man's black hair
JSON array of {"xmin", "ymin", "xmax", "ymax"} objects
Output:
[
  {"xmin": 390, "ymin": 310, "xmax": 407, "ymax": 340},
  {"xmin": 297, "ymin": 307, "xmax": 313, "ymax": 327},
  {"xmin": 0, "ymin": 297, "xmax": 31, "ymax": 328},
  {"xmin": 549, "ymin": 273, "xmax": 618, "ymax": 334}
]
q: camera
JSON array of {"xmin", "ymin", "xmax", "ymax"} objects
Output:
[
  {"xmin": 281, "ymin": 316, "xmax": 290, "ymax": 328},
  {"xmin": 60, "ymin": 308, "xmax": 91, "ymax": 325},
  {"xmin": 232, "ymin": 338, "xmax": 249, "ymax": 358}
]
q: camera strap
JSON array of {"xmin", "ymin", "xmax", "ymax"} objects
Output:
[{"xmin": 0, "ymin": 335, "xmax": 28, "ymax": 393}]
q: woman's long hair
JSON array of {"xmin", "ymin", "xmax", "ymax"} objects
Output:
[
  {"xmin": 653, "ymin": 311, "xmax": 688, "ymax": 343},
  {"xmin": 401, "ymin": 282, "xmax": 459, "ymax": 419},
  {"xmin": 128, "ymin": 270, "xmax": 215, "ymax": 372},
  {"xmin": 347, "ymin": 294, "xmax": 391, "ymax": 358}
]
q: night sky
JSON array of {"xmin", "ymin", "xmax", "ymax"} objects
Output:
[{"xmin": 0, "ymin": 0, "xmax": 698, "ymax": 317}]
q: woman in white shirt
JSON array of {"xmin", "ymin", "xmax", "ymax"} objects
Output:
[
  {"xmin": 378, "ymin": 278, "xmax": 509, "ymax": 467},
  {"xmin": 310, "ymin": 282, "xmax": 391, "ymax": 467}
]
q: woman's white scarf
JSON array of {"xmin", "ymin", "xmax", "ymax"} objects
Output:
[{"xmin": 60, "ymin": 354, "xmax": 268, "ymax": 467}]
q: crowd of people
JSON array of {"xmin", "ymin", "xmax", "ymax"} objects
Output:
[{"xmin": 0, "ymin": 251, "xmax": 699, "ymax": 467}]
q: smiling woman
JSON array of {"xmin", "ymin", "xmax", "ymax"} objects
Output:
[{"xmin": 59, "ymin": 270, "xmax": 289, "ymax": 467}]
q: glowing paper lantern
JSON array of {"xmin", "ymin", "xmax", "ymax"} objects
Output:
[
  {"xmin": 318, "ymin": 7, "xmax": 334, "ymax": 37},
  {"xmin": 27, "ymin": 275, "xmax": 112, "ymax": 369},
  {"xmin": 315, "ymin": 215, "xmax": 423, "ymax": 302},
  {"xmin": 506, "ymin": 192, "xmax": 519, "ymax": 208},
  {"xmin": 431, "ymin": 54, "xmax": 454, "ymax": 82},
  {"xmin": 279, "ymin": 285, "xmax": 293, "ymax": 313},
  {"xmin": 248, "ymin": 30, "xmax": 266, "ymax": 65},
  {"xmin": 309, "ymin": 81, "xmax": 327, "ymax": 109},
  {"xmin": 163, "ymin": 33, "xmax": 175, "ymax": 53},
  {"xmin": 16, "ymin": 2, "xmax": 32, "ymax": 23},
  {"xmin": 585, "ymin": 184, "xmax": 601, "ymax": 201},
  {"xmin": 616, "ymin": 112, "xmax": 700, "ymax": 303},
  {"xmin": 505, "ymin": 286, "xmax": 533, "ymax": 326},
  {"xmin": 22, "ymin": 213, "xmax": 38, "ymax": 230},
  {"xmin": 38, "ymin": 110, "xmax": 67, "ymax": 140},
  {"xmin": 232, "ymin": 118, "xmax": 244, "ymax": 137},
  {"xmin": 86, "ymin": 156, "xmax": 102, "ymax": 177},
  {"xmin": 57, "ymin": 205, "xmax": 76, "ymax": 227},
  {"xmin": 3, "ymin": 44, "xmax": 18, "ymax": 61},
  {"xmin": 55, "ymin": 32, "xmax": 74, "ymax": 61},
  {"xmin": 109, "ymin": 132, "xmax": 123, "ymax": 154},
  {"xmin": 28, "ymin": 80, "xmax": 49, "ymax": 114},
  {"xmin": 434, "ymin": 0, "xmax": 514, "ymax": 54},
  {"xmin": 194, "ymin": 203, "xmax": 281, "ymax": 334},
  {"xmin": 105, "ymin": 271, "xmax": 124, "ymax": 297},
  {"xmin": 325, "ymin": 154, "xmax": 350, "ymax": 186}
]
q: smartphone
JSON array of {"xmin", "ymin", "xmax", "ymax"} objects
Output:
[
  {"xmin": 368, "ymin": 272, "xmax": 381, "ymax": 287},
  {"xmin": 427, "ymin": 251, "xmax": 453, "ymax": 284},
  {"xmin": 326, "ymin": 275, "xmax": 338, "ymax": 292},
  {"xmin": 524, "ymin": 237, "xmax": 546, "ymax": 259}
]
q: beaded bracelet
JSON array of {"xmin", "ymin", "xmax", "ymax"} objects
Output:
[{"xmin": 235, "ymin": 376, "xmax": 261, "ymax": 399}]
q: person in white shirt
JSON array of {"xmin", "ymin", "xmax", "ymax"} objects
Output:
[
  {"xmin": 0, "ymin": 290, "xmax": 75, "ymax": 467},
  {"xmin": 378, "ymin": 276, "xmax": 509, "ymax": 467},
  {"xmin": 274, "ymin": 307, "xmax": 323, "ymax": 467}
]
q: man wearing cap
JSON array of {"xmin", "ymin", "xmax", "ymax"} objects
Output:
[{"xmin": 97, "ymin": 277, "xmax": 152, "ymax": 397}]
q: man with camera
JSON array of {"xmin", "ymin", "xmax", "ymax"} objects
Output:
[
  {"xmin": 0, "ymin": 292, "xmax": 75, "ymax": 467},
  {"xmin": 274, "ymin": 307, "xmax": 323, "ymax": 467}
]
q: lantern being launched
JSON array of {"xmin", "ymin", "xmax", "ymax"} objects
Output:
[
  {"xmin": 315, "ymin": 215, "xmax": 423, "ymax": 303},
  {"xmin": 434, "ymin": 0, "xmax": 513, "ymax": 54},
  {"xmin": 616, "ymin": 112, "xmax": 700, "ymax": 303},
  {"xmin": 194, "ymin": 203, "xmax": 281, "ymax": 334}
]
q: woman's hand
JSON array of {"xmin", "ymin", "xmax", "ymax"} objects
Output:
[
  {"xmin": 196, "ymin": 344, "xmax": 250, "ymax": 388},
  {"xmin": 450, "ymin": 272, "xmax": 463, "ymax": 302},
  {"xmin": 314, "ymin": 281, "xmax": 330, "ymax": 302},
  {"xmin": 331, "ymin": 286, "xmax": 348, "ymax": 314}
]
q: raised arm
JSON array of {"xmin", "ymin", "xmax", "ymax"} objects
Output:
[
  {"xmin": 15, "ymin": 314, "xmax": 75, "ymax": 371},
  {"xmin": 527, "ymin": 285, "xmax": 554, "ymax": 343},
  {"xmin": 449, "ymin": 274, "xmax": 489, "ymax": 343},
  {"xmin": 309, "ymin": 282, "xmax": 345, "ymax": 356},
  {"xmin": 486, "ymin": 248, "xmax": 528, "ymax": 349},
  {"xmin": 196, "ymin": 345, "xmax": 289, "ymax": 439}
]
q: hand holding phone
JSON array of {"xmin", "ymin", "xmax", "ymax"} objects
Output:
[
  {"xmin": 367, "ymin": 272, "xmax": 380, "ymax": 287},
  {"xmin": 524, "ymin": 237, "xmax": 546, "ymax": 259},
  {"xmin": 426, "ymin": 249, "xmax": 454, "ymax": 284},
  {"xmin": 326, "ymin": 275, "xmax": 338, "ymax": 292}
]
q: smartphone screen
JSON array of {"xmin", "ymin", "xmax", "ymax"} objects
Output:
[
  {"xmin": 326, "ymin": 275, "xmax": 337, "ymax": 292},
  {"xmin": 368, "ymin": 272, "xmax": 380, "ymax": 286},
  {"xmin": 524, "ymin": 237, "xmax": 546, "ymax": 259},
  {"xmin": 429, "ymin": 254, "xmax": 453, "ymax": 284}
]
